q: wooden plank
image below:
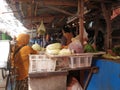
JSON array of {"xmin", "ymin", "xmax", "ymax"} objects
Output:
[
  {"xmin": 29, "ymin": 71, "xmax": 68, "ymax": 78},
  {"xmin": 46, "ymin": 52, "xmax": 105, "ymax": 58}
]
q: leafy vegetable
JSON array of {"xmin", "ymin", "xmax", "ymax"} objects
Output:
[
  {"xmin": 32, "ymin": 43, "xmax": 41, "ymax": 51},
  {"xmin": 58, "ymin": 49, "xmax": 71, "ymax": 55},
  {"xmin": 112, "ymin": 47, "xmax": 120, "ymax": 56},
  {"xmin": 84, "ymin": 44, "xmax": 95, "ymax": 53},
  {"xmin": 46, "ymin": 43, "xmax": 62, "ymax": 50}
]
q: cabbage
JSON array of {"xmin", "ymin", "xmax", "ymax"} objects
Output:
[
  {"xmin": 46, "ymin": 49, "xmax": 60, "ymax": 55},
  {"xmin": 84, "ymin": 44, "xmax": 95, "ymax": 52},
  {"xmin": 46, "ymin": 43, "xmax": 62, "ymax": 55},
  {"xmin": 46, "ymin": 43, "xmax": 62, "ymax": 50},
  {"xmin": 32, "ymin": 43, "xmax": 41, "ymax": 51},
  {"xmin": 58, "ymin": 49, "xmax": 71, "ymax": 55}
]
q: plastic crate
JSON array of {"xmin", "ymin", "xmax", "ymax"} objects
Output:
[
  {"xmin": 69, "ymin": 55, "xmax": 93, "ymax": 68},
  {"xmin": 29, "ymin": 54, "xmax": 56, "ymax": 73}
]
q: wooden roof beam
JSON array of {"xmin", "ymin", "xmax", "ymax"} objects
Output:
[
  {"xmin": 15, "ymin": 0, "xmax": 77, "ymax": 7},
  {"xmin": 88, "ymin": 0, "xmax": 114, "ymax": 3},
  {"xmin": 23, "ymin": 16, "xmax": 55, "ymax": 24},
  {"xmin": 37, "ymin": 0, "xmax": 77, "ymax": 7},
  {"xmin": 112, "ymin": 2, "xmax": 120, "ymax": 9},
  {"xmin": 14, "ymin": 0, "xmax": 32, "ymax": 2},
  {"xmin": 43, "ymin": 5, "xmax": 78, "ymax": 17},
  {"xmin": 23, "ymin": 15, "xmax": 65, "ymax": 24}
]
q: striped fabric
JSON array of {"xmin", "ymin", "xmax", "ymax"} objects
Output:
[{"xmin": 15, "ymin": 77, "xmax": 28, "ymax": 90}]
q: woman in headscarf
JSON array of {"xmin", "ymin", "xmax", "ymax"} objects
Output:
[{"xmin": 13, "ymin": 33, "xmax": 37, "ymax": 90}]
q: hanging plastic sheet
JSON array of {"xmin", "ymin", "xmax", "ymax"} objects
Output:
[{"xmin": 111, "ymin": 7, "xmax": 120, "ymax": 19}]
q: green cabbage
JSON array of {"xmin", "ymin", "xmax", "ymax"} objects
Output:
[
  {"xmin": 58, "ymin": 49, "xmax": 71, "ymax": 55},
  {"xmin": 46, "ymin": 49, "xmax": 60, "ymax": 55},
  {"xmin": 46, "ymin": 43, "xmax": 62, "ymax": 50},
  {"xmin": 84, "ymin": 44, "xmax": 95, "ymax": 52},
  {"xmin": 32, "ymin": 43, "xmax": 41, "ymax": 51}
]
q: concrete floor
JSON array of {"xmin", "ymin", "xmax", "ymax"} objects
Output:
[{"xmin": 0, "ymin": 70, "xmax": 6, "ymax": 90}]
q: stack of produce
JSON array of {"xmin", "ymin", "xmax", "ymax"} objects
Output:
[
  {"xmin": 102, "ymin": 46, "xmax": 120, "ymax": 60},
  {"xmin": 46, "ymin": 43, "xmax": 72, "ymax": 55},
  {"xmin": 46, "ymin": 43, "xmax": 62, "ymax": 55},
  {"xmin": 84, "ymin": 44, "xmax": 97, "ymax": 53},
  {"xmin": 58, "ymin": 48, "xmax": 71, "ymax": 55},
  {"xmin": 32, "ymin": 43, "xmax": 41, "ymax": 51},
  {"xmin": 102, "ymin": 53, "xmax": 120, "ymax": 60},
  {"xmin": 112, "ymin": 46, "xmax": 120, "ymax": 56}
]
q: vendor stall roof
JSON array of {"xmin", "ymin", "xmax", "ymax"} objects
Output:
[
  {"xmin": 1, "ymin": 0, "xmax": 120, "ymax": 36},
  {"xmin": 6, "ymin": 0, "xmax": 120, "ymax": 31}
]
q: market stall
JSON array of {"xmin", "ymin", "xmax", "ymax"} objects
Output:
[
  {"xmin": 0, "ymin": 0, "xmax": 120, "ymax": 90},
  {"xmin": 28, "ymin": 43, "xmax": 105, "ymax": 90}
]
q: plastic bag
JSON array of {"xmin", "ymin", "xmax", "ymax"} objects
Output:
[
  {"xmin": 68, "ymin": 38, "xmax": 83, "ymax": 53},
  {"xmin": 37, "ymin": 21, "xmax": 46, "ymax": 35}
]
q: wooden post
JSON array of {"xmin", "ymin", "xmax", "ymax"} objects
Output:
[
  {"xmin": 78, "ymin": 0, "xmax": 84, "ymax": 45},
  {"xmin": 78, "ymin": 0, "xmax": 85, "ymax": 87},
  {"xmin": 101, "ymin": 2, "xmax": 112, "ymax": 50}
]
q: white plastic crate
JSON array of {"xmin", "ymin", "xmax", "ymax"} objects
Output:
[
  {"xmin": 29, "ymin": 54, "xmax": 56, "ymax": 73},
  {"xmin": 69, "ymin": 55, "xmax": 93, "ymax": 68}
]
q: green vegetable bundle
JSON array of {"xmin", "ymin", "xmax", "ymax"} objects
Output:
[
  {"xmin": 112, "ymin": 47, "xmax": 120, "ymax": 56},
  {"xmin": 84, "ymin": 44, "xmax": 95, "ymax": 53}
]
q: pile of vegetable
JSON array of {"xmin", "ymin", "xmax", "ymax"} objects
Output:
[
  {"xmin": 112, "ymin": 46, "xmax": 120, "ymax": 56},
  {"xmin": 58, "ymin": 48, "xmax": 71, "ymax": 55},
  {"xmin": 102, "ymin": 53, "xmax": 120, "ymax": 60},
  {"xmin": 102, "ymin": 46, "xmax": 120, "ymax": 60},
  {"xmin": 46, "ymin": 43, "xmax": 72, "ymax": 55},
  {"xmin": 46, "ymin": 43, "xmax": 61, "ymax": 55},
  {"xmin": 32, "ymin": 43, "xmax": 41, "ymax": 51},
  {"xmin": 84, "ymin": 44, "xmax": 96, "ymax": 53}
]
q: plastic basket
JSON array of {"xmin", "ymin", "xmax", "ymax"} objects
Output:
[
  {"xmin": 69, "ymin": 55, "xmax": 93, "ymax": 68},
  {"xmin": 29, "ymin": 54, "xmax": 56, "ymax": 73}
]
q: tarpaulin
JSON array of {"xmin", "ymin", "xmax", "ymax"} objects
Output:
[{"xmin": 111, "ymin": 7, "xmax": 120, "ymax": 19}]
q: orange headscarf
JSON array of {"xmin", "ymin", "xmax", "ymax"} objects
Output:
[{"xmin": 16, "ymin": 33, "xmax": 30, "ymax": 47}]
